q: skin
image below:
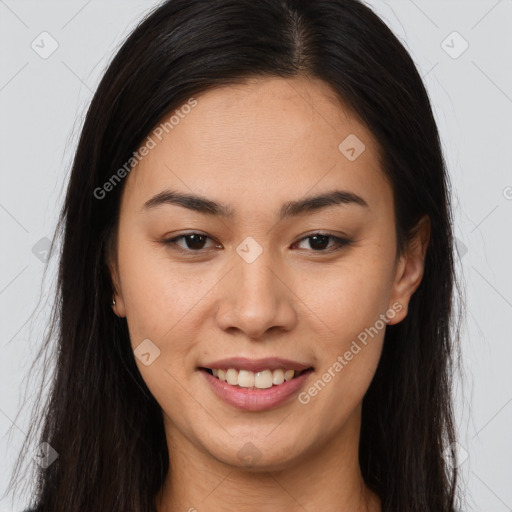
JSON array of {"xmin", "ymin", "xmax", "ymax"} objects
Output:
[{"xmin": 109, "ymin": 75, "xmax": 430, "ymax": 512}]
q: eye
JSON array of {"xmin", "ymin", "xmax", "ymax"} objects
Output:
[
  {"xmin": 162, "ymin": 233, "xmax": 220, "ymax": 252},
  {"xmin": 161, "ymin": 232, "xmax": 352, "ymax": 254},
  {"xmin": 293, "ymin": 233, "xmax": 352, "ymax": 252}
]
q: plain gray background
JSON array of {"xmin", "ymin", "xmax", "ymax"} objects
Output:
[{"xmin": 1, "ymin": 1, "xmax": 511, "ymax": 511}]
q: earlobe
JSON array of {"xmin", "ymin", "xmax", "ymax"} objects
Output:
[
  {"xmin": 110, "ymin": 283, "xmax": 126, "ymax": 318},
  {"xmin": 107, "ymin": 253, "xmax": 127, "ymax": 318},
  {"xmin": 111, "ymin": 282, "xmax": 126, "ymax": 319},
  {"xmin": 387, "ymin": 215, "xmax": 430, "ymax": 326}
]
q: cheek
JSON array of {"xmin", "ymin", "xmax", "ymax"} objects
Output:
[
  {"xmin": 116, "ymin": 235, "xmax": 221, "ymax": 400},
  {"xmin": 292, "ymin": 254, "xmax": 392, "ymax": 412},
  {"xmin": 297, "ymin": 338, "xmax": 384, "ymax": 444},
  {"xmin": 117, "ymin": 233, "xmax": 202, "ymax": 345},
  {"xmin": 296, "ymin": 255, "xmax": 394, "ymax": 345},
  {"xmin": 297, "ymin": 313, "xmax": 386, "ymax": 435}
]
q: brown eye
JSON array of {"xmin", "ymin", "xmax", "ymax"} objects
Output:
[
  {"xmin": 293, "ymin": 233, "xmax": 352, "ymax": 252},
  {"xmin": 162, "ymin": 233, "xmax": 220, "ymax": 252},
  {"xmin": 162, "ymin": 232, "xmax": 351, "ymax": 255}
]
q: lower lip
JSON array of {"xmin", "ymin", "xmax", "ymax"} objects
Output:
[{"xmin": 200, "ymin": 369, "xmax": 313, "ymax": 411}]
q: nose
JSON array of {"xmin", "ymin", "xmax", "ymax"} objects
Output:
[{"xmin": 215, "ymin": 252, "xmax": 298, "ymax": 340}]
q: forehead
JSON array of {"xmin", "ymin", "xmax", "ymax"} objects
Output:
[{"xmin": 121, "ymin": 76, "xmax": 391, "ymax": 216}]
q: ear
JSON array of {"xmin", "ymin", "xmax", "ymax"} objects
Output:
[
  {"xmin": 106, "ymin": 239, "xmax": 127, "ymax": 318},
  {"xmin": 386, "ymin": 215, "xmax": 430, "ymax": 325}
]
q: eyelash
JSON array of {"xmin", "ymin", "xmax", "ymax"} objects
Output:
[{"xmin": 161, "ymin": 232, "xmax": 352, "ymax": 255}]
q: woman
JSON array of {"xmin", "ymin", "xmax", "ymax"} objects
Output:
[{"xmin": 11, "ymin": 0, "xmax": 462, "ymax": 510}]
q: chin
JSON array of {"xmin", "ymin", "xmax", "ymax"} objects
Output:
[{"xmin": 198, "ymin": 431, "xmax": 309, "ymax": 472}]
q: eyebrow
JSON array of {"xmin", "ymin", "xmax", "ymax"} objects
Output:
[{"xmin": 143, "ymin": 188, "xmax": 369, "ymax": 220}]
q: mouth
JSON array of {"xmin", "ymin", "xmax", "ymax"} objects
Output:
[
  {"xmin": 199, "ymin": 367, "xmax": 314, "ymax": 389},
  {"xmin": 198, "ymin": 357, "xmax": 314, "ymax": 411}
]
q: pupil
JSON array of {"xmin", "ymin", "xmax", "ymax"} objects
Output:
[
  {"xmin": 310, "ymin": 234, "xmax": 329, "ymax": 250},
  {"xmin": 186, "ymin": 234, "xmax": 206, "ymax": 250},
  {"xmin": 184, "ymin": 235, "xmax": 330, "ymax": 251}
]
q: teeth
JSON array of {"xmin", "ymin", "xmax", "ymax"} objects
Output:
[
  {"xmin": 254, "ymin": 370, "xmax": 273, "ymax": 389},
  {"xmin": 284, "ymin": 369, "xmax": 295, "ymax": 381},
  {"xmin": 272, "ymin": 369, "xmax": 284, "ymax": 385},
  {"xmin": 226, "ymin": 368, "xmax": 238, "ymax": 385},
  {"xmin": 238, "ymin": 370, "xmax": 255, "ymax": 388},
  {"xmin": 209, "ymin": 368, "xmax": 304, "ymax": 388}
]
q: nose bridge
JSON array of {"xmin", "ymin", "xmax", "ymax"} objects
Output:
[
  {"xmin": 234, "ymin": 245, "xmax": 280, "ymax": 312},
  {"xmin": 215, "ymin": 243, "xmax": 296, "ymax": 338},
  {"xmin": 233, "ymin": 234, "xmax": 278, "ymax": 293}
]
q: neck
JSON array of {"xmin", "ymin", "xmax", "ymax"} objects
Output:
[{"xmin": 155, "ymin": 405, "xmax": 381, "ymax": 512}]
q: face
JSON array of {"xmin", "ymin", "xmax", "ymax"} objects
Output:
[{"xmin": 110, "ymin": 76, "xmax": 428, "ymax": 472}]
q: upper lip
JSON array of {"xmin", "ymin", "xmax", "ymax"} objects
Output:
[{"xmin": 200, "ymin": 357, "xmax": 313, "ymax": 373}]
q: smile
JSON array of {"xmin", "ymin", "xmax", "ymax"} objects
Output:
[
  {"xmin": 198, "ymin": 357, "xmax": 314, "ymax": 411},
  {"xmin": 203, "ymin": 367, "xmax": 310, "ymax": 389}
]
